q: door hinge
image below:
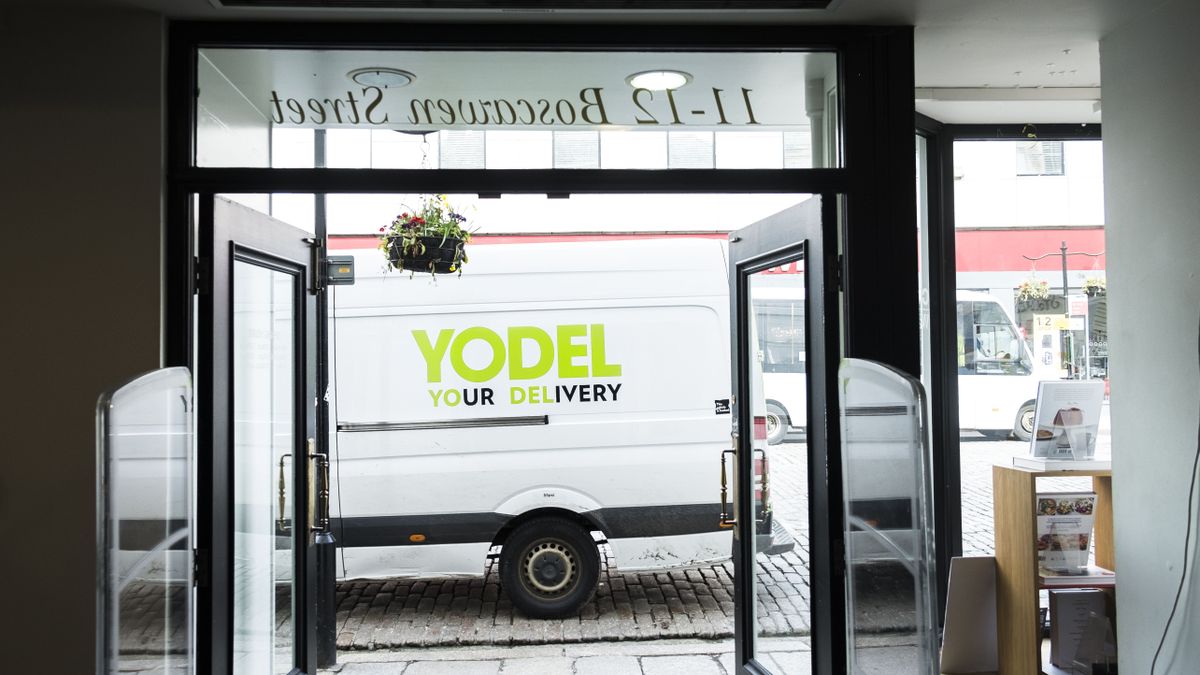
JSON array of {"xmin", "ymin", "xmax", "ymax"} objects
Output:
[
  {"xmin": 304, "ymin": 237, "xmax": 323, "ymax": 295},
  {"xmin": 193, "ymin": 548, "xmax": 210, "ymax": 588},
  {"xmin": 194, "ymin": 257, "xmax": 210, "ymax": 296}
]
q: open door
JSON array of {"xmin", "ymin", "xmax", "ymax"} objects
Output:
[
  {"xmin": 197, "ymin": 196, "xmax": 328, "ymax": 675},
  {"xmin": 728, "ymin": 195, "xmax": 844, "ymax": 674}
]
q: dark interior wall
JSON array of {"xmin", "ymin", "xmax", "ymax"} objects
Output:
[{"xmin": 0, "ymin": 8, "xmax": 164, "ymax": 672}]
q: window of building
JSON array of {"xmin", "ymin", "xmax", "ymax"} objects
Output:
[{"xmin": 1016, "ymin": 140, "xmax": 1065, "ymax": 176}]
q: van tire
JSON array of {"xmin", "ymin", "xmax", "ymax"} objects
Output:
[
  {"xmin": 1013, "ymin": 402, "xmax": 1037, "ymax": 441},
  {"xmin": 765, "ymin": 402, "xmax": 790, "ymax": 445},
  {"xmin": 499, "ymin": 517, "xmax": 600, "ymax": 619}
]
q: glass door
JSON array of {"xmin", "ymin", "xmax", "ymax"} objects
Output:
[
  {"xmin": 198, "ymin": 196, "xmax": 323, "ymax": 675},
  {"xmin": 728, "ymin": 195, "xmax": 843, "ymax": 674}
]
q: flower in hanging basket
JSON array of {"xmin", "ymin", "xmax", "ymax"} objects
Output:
[
  {"xmin": 378, "ymin": 194, "xmax": 473, "ymax": 275},
  {"xmin": 1081, "ymin": 276, "xmax": 1106, "ymax": 297},
  {"xmin": 1017, "ymin": 278, "xmax": 1050, "ymax": 301}
]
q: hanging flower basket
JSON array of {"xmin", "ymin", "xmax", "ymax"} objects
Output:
[
  {"xmin": 1017, "ymin": 278, "xmax": 1050, "ymax": 301},
  {"xmin": 385, "ymin": 235, "xmax": 466, "ymax": 274},
  {"xmin": 378, "ymin": 194, "xmax": 473, "ymax": 275},
  {"xmin": 1082, "ymin": 277, "xmax": 1106, "ymax": 297}
]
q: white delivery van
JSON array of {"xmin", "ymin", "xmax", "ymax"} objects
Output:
[{"xmin": 330, "ymin": 238, "xmax": 787, "ymax": 618}]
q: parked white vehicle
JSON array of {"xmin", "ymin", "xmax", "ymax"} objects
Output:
[
  {"xmin": 955, "ymin": 290, "xmax": 1058, "ymax": 440},
  {"xmin": 754, "ymin": 288, "xmax": 1053, "ymax": 443},
  {"xmin": 329, "ymin": 238, "xmax": 787, "ymax": 618}
]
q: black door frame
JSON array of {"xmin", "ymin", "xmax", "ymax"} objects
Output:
[
  {"xmin": 915, "ymin": 117, "xmax": 1102, "ymax": 626},
  {"xmin": 166, "ymin": 21, "xmax": 917, "ymax": 675},
  {"xmin": 729, "ymin": 196, "xmax": 842, "ymax": 673},
  {"xmin": 198, "ymin": 196, "xmax": 320, "ymax": 675}
]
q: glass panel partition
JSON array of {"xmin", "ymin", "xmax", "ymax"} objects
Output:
[
  {"xmin": 196, "ymin": 49, "xmax": 839, "ymax": 170},
  {"xmin": 952, "ymin": 138, "xmax": 1107, "ymax": 560},
  {"xmin": 97, "ymin": 367, "xmax": 194, "ymax": 675},
  {"xmin": 839, "ymin": 358, "xmax": 938, "ymax": 674}
]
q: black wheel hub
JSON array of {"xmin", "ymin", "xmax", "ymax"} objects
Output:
[{"xmin": 532, "ymin": 552, "xmax": 567, "ymax": 585}]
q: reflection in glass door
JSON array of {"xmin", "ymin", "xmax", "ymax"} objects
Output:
[
  {"xmin": 747, "ymin": 262, "xmax": 811, "ymax": 675},
  {"xmin": 232, "ymin": 261, "xmax": 298, "ymax": 674}
]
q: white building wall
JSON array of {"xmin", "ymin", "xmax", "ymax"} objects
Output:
[
  {"xmin": 1102, "ymin": 1, "xmax": 1200, "ymax": 671},
  {"xmin": 954, "ymin": 139, "xmax": 1105, "ymax": 229}
]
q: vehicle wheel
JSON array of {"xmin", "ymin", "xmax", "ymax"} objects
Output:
[
  {"xmin": 1012, "ymin": 402, "xmax": 1036, "ymax": 441},
  {"xmin": 765, "ymin": 402, "xmax": 790, "ymax": 445},
  {"xmin": 499, "ymin": 517, "xmax": 600, "ymax": 619}
]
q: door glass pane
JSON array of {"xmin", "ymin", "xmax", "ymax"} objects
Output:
[
  {"xmin": 747, "ymin": 261, "xmax": 812, "ymax": 674},
  {"xmin": 233, "ymin": 260, "xmax": 297, "ymax": 674},
  {"xmin": 839, "ymin": 358, "xmax": 939, "ymax": 674},
  {"xmin": 196, "ymin": 49, "xmax": 839, "ymax": 170},
  {"xmin": 98, "ymin": 367, "xmax": 193, "ymax": 675}
]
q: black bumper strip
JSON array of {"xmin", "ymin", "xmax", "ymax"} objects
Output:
[{"xmin": 334, "ymin": 503, "xmax": 728, "ymax": 548}]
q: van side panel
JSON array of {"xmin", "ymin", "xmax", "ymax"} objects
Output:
[{"xmin": 331, "ymin": 240, "xmax": 734, "ymax": 578}]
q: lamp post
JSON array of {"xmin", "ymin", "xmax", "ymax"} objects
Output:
[{"xmin": 1022, "ymin": 241, "xmax": 1104, "ymax": 377}]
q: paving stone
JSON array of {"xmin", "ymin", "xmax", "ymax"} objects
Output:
[
  {"xmin": 341, "ymin": 662, "xmax": 410, "ymax": 674},
  {"xmin": 403, "ymin": 661, "xmax": 500, "ymax": 675},
  {"xmin": 641, "ymin": 654, "xmax": 723, "ymax": 675},
  {"xmin": 574, "ymin": 655, "xmax": 641, "ymax": 675},
  {"xmin": 497, "ymin": 657, "xmax": 575, "ymax": 674}
]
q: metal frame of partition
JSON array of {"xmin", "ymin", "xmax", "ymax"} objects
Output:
[{"xmin": 166, "ymin": 20, "xmax": 917, "ymax": 675}]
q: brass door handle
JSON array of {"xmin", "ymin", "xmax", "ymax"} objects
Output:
[
  {"xmin": 276, "ymin": 453, "xmax": 292, "ymax": 534},
  {"xmin": 719, "ymin": 448, "xmax": 737, "ymax": 529},
  {"xmin": 755, "ymin": 448, "xmax": 769, "ymax": 525},
  {"xmin": 307, "ymin": 438, "xmax": 335, "ymax": 544}
]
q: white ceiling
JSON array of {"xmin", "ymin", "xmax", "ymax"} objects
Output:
[{"xmin": 6, "ymin": 0, "xmax": 1161, "ymax": 122}]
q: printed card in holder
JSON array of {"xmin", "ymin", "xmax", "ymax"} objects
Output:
[
  {"xmin": 1029, "ymin": 380, "xmax": 1105, "ymax": 460},
  {"xmin": 1036, "ymin": 492, "xmax": 1096, "ymax": 573}
]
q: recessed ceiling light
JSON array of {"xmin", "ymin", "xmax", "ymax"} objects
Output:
[
  {"xmin": 347, "ymin": 67, "xmax": 416, "ymax": 88},
  {"xmin": 625, "ymin": 70, "xmax": 692, "ymax": 91}
]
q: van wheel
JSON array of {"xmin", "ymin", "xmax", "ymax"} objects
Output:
[
  {"xmin": 1013, "ymin": 403, "xmax": 1036, "ymax": 441},
  {"xmin": 766, "ymin": 402, "xmax": 790, "ymax": 445},
  {"xmin": 499, "ymin": 517, "xmax": 599, "ymax": 619}
]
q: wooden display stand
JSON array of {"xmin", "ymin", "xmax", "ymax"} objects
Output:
[{"xmin": 992, "ymin": 465, "xmax": 1114, "ymax": 675}]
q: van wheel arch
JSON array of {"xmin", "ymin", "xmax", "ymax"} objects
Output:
[{"xmin": 491, "ymin": 507, "xmax": 605, "ymax": 549}]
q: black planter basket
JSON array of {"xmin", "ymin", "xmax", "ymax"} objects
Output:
[{"xmin": 386, "ymin": 235, "xmax": 466, "ymax": 274}]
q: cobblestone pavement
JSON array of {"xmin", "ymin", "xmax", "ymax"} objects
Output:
[{"xmin": 334, "ymin": 446, "xmax": 814, "ymax": 651}]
